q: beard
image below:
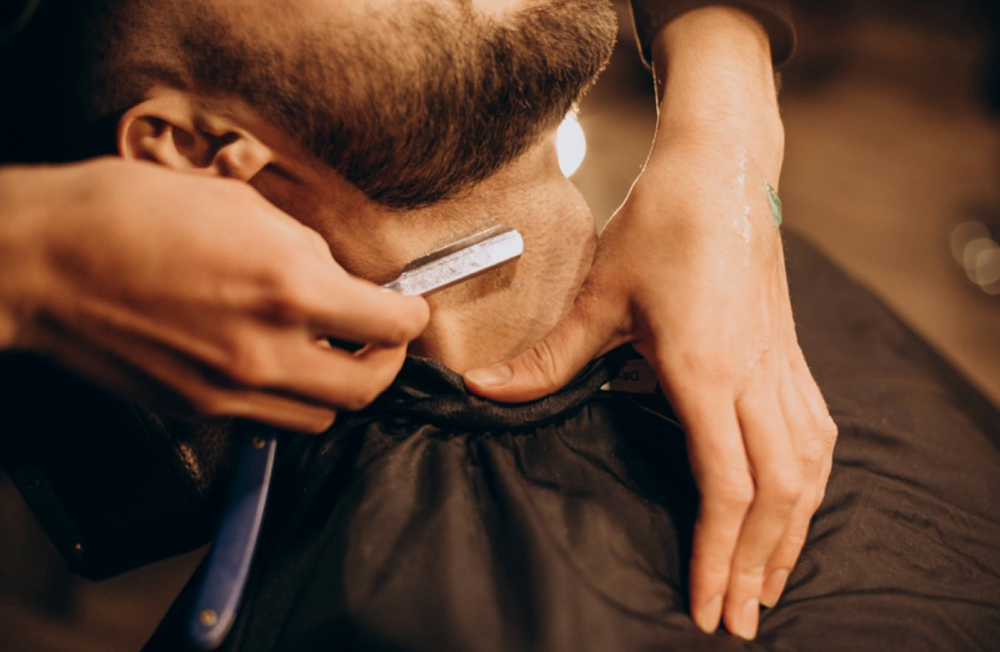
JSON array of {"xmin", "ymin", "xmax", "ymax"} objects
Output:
[{"xmin": 182, "ymin": 0, "xmax": 617, "ymax": 208}]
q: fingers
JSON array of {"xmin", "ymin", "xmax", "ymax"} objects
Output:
[
  {"xmin": 463, "ymin": 291, "xmax": 628, "ymax": 402},
  {"xmin": 718, "ymin": 360, "xmax": 836, "ymax": 640},
  {"xmin": 758, "ymin": 500, "xmax": 809, "ymax": 608},
  {"xmin": 760, "ymin": 357, "xmax": 838, "ymax": 607},
  {"xmin": 58, "ymin": 314, "xmax": 411, "ymax": 431},
  {"xmin": 293, "ymin": 271, "xmax": 430, "ymax": 348},
  {"xmin": 36, "ymin": 326, "xmax": 335, "ymax": 433},
  {"xmin": 176, "ymin": 339, "xmax": 409, "ymax": 428},
  {"xmin": 722, "ymin": 383, "xmax": 801, "ymax": 639},
  {"xmin": 140, "ymin": 343, "xmax": 409, "ymax": 432},
  {"xmin": 186, "ymin": 387, "xmax": 339, "ymax": 434},
  {"xmin": 680, "ymin": 345, "xmax": 837, "ymax": 640},
  {"xmin": 679, "ymin": 394, "xmax": 751, "ymax": 636},
  {"xmin": 264, "ymin": 341, "xmax": 410, "ymax": 413}
]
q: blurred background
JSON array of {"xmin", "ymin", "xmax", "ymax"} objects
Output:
[{"xmin": 2, "ymin": 1, "xmax": 999, "ymax": 650}]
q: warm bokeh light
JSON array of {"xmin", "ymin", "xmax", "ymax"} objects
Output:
[
  {"xmin": 951, "ymin": 220, "xmax": 1000, "ymax": 295},
  {"xmin": 557, "ymin": 112, "xmax": 587, "ymax": 177}
]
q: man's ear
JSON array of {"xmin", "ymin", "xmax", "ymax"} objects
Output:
[{"xmin": 117, "ymin": 88, "xmax": 273, "ymax": 181}]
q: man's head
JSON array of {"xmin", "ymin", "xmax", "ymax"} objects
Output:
[
  {"xmin": 3, "ymin": 0, "xmax": 616, "ymax": 208},
  {"xmin": 1, "ymin": 0, "xmax": 616, "ymax": 370}
]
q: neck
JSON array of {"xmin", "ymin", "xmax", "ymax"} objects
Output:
[{"xmin": 256, "ymin": 130, "xmax": 597, "ymax": 373}]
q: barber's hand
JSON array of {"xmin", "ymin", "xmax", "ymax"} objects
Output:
[
  {"xmin": 465, "ymin": 7, "xmax": 837, "ymax": 640},
  {"xmin": 468, "ymin": 141, "xmax": 836, "ymax": 639},
  {"xmin": 0, "ymin": 159, "xmax": 429, "ymax": 432}
]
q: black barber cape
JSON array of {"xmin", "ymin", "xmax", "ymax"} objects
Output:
[{"xmin": 147, "ymin": 233, "xmax": 1000, "ymax": 652}]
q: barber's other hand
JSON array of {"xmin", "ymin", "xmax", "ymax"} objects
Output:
[
  {"xmin": 465, "ymin": 6, "xmax": 837, "ymax": 640},
  {"xmin": 0, "ymin": 159, "xmax": 429, "ymax": 432}
]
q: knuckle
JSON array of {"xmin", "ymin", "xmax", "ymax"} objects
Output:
[
  {"xmin": 340, "ymin": 393, "xmax": 367, "ymax": 413},
  {"xmin": 254, "ymin": 266, "xmax": 313, "ymax": 324},
  {"xmin": 265, "ymin": 284, "xmax": 311, "ymax": 324},
  {"xmin": 382, "ymin": 311, "xmax": 423, "ymax": 344},
  {"xmin": 800, "ymin": 416, "xmax": 839, "ymax": 470},
  {"xmin": 300, "ymin": 409, "xmax": 338, "ymax": 434},
  {"xmin": 694, "ymin": 556, "xmax": 734, "ymax": 586},
  {"xmin": 734, "ymin": 561, "xmax": 769, "ymax": 583},
  {"xmin": 820, "ymin": 415, "xmax": 839, "ymax": 443},
  {"xmin": 801, "ymin": 440, "xmax": 830, "ymax": 473},
  {"xmin": 782, "ymin": 528, "xmax": 809, "ymax": 554},
  {"xmin": 187, "ymin": 390, "xmax": 230, "ymax": 417},
  {"xmin": 224, "ymin": 345, "xmax": 276, "ymax": 388},
  {"xmin": 761, "ymin": 468, "xmax": 804, "ymax": 508},
  {"xmin": 520, "ymin": 341, "xmax": 566, "ymax": 391},
  {"xmin": 358, "ymin": 378, "xmax": 384, "ymax": 405},
  {"xmin": 342, "ymin": 380, "xmax": 382, "ymax": 412},
  {"xmin": 713, "ymin": 479, "xmax": 755, "ymax": 513}
]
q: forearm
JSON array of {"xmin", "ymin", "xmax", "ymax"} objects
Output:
[{"xmin": 647, "ymin": 6, "xmax": 785, "ymax": 183}]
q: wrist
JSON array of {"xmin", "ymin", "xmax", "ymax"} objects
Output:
[{"xmin": 650, "ymin": 6, "xmax": 784, "ymax": 163}]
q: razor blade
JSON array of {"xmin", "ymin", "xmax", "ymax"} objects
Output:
[{"xmin": 382, "ymin": 225, "xmax": 524, "ymax": 296}]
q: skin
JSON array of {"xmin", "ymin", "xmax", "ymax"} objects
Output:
[
  {"xmin": 0, "ymin": 0, "xmax": 836, "ymax": 640},
  {"xmin": 0, "ymin": 160, "xmax": 429, "ymax": 432},
  {"xmin": 107, "ymin": 0, "xmax": 614, "ymax": 372},
  {"xmin": 117, "ymin": 86, "xmax": 596, "ymax": 374},
  {"xmin": 464, "ymin": 6, "xmax": 839, "ymax": 640}
]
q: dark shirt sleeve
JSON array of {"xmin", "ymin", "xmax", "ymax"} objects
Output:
[{"xmin": 628, "ymin": 0, "xmax": 795, "ymax": 68}]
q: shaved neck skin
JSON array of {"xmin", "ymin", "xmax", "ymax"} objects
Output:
[{"xmin": 248, "ymin": 118, "xmax": 597, "ymax": 373}]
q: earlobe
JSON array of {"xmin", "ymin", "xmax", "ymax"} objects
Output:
[{"xmin": 117, "ymin": 89, "xmax": 273, "ymax": 181}]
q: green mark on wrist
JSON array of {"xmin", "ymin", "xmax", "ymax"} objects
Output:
[{"xmin": 765, "ymin": 181, "xmax": 782, "ymax": 227}]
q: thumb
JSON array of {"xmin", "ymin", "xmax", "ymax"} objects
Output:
[{"xmin": 464, "ymin": 294, "xmax": 627, "ymax": 402}]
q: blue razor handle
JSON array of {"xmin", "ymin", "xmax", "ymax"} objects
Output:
[{"xmin": 187, "ymin": 427, "xmax": 277, "ymax": 650}]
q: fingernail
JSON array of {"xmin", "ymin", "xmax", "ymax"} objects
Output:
[
  {"xmin": 694, "ymin": 595, "xmax": 723, "ymax": 634},
  {"xmin": 465, "ymin": 364, "xmax": 513, "ymax": 387},
  {"xmin": 731, "ymin": 597, "xmax": 760, "ymax": 640},
  {"xmin": 761, "ymin": 568, "xmax": 790, "ymax": 608}
]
